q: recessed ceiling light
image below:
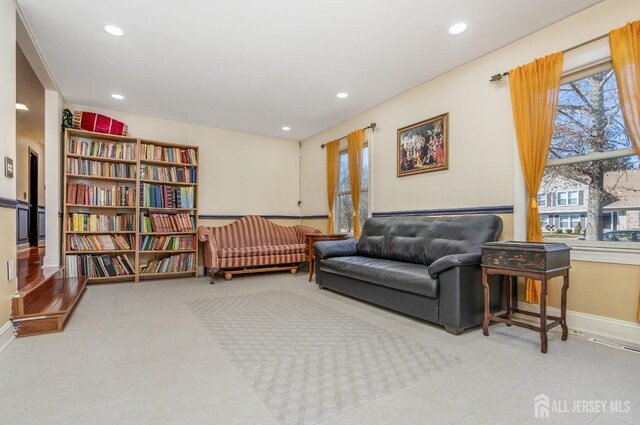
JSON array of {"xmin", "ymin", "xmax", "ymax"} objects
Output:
[
  {"xmin": 103, "ymin": 24, "xmax": 125, "ymax": 37},
  {"xmin": 336, "ymin": 92, "xmax": 349, "ymax": 99},
  {"xmin": 15, "ymin": 103, "xmax": 29, "ymax": 111},
  {"xmin": 111, "ymin": 94, "xmax": 125, "ymax": 100},
  {"xmin": 281, "ymin": 126, "xmax": 291, "ymax": 131},
  {"xmin": 448, "ymin": 22, "xmax": 467, "ymax": 35}
]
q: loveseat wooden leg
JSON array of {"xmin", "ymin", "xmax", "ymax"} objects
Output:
[{"xmin": 224, "ymin": 273, "xmax": 233, "ymax": 281}]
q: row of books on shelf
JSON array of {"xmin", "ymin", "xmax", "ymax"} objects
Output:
[
  {"xmin": 67, "ymin": 158, "xmax": 136, "ymax": 179},
  {"xmin": 140, "ymin": 235, "xmax": 194, "ymax": 251},
  {"xmin": 140, "ymin": 164, "xmax": 197, "ymax": 183},
  {"xmin": 66, "ymin": 234, "xmax": 134, "ymax": 251},
  {"xmin": 140, "ymin": 253, "xmax": 195, "ymax": 274},
  {"xmin": 141, "ymin": 144, "xmax": 197, "ymax": 165},
  {"xmin": 66, "ymin": 254, "xmax": 135, "ymax": 278},
  {"xmin": 67, "ymin": 213, "xmax": 135, "ymax": 232},
  {"xmin": 66, "ymin": 183, "xmax": 136, "ymax": 207},
  {"xmin": 140, "ymin": 212, "xmax": 195, "ymax": 233},
  {"xmin": 68, "ymin": 136, "xmax": 136, "ymax": 161},
  {"xmin": 140, "ymin": 183, "xmax": 195, "ymax": 208}
]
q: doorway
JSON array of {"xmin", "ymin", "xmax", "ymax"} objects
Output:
[{"xmin": 28, "ymin": 148, "xmax": 38, "ymax": 247}]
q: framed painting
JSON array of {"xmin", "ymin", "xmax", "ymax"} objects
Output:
[{"xmin": 397, "ymin": 113, "xmax": 448, "ymax": 177}]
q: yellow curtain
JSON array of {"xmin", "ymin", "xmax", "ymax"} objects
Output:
[
  {"xmin": 325, "ymin": 140, "xmax": 340, "ymax": 233},
  {"xmin": 347, "ymin": 129, "xmax": 365, "ymax": 239},
  {"xmin": 610, "ymin": 21, "xmax": 640, "ymax": 319},
  {"xmin": 509, "ymin": 52, "xmax": 564, "ymax": 304}
]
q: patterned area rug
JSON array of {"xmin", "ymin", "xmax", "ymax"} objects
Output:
[{"xmin": 186, "ymin": 290, "xmax": 460, "ymax": 425}]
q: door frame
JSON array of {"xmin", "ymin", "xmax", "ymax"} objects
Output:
[{"xmin": 28, "ymin": 148, "xmax": 39, "ymax": 247}]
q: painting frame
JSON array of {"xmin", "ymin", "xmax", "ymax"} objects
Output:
[{"xmin": 397, "ymin": 113, "xmax": 449, "ymax": 177}]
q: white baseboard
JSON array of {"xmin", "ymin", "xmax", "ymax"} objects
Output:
[
  {"xmin": 518, "ymin": 301, "xmax": 640, "ymax": 345},
  {"xmin": 0, "ymin": 321, "xmax": 15, "ymax": 353},
  {"xmin": 42, "ymin": 255, "xmax": 60, "ymax": 268},
  {"xmin": 198, "ymin": 266, "xmax": 205, "ymax": 277}
]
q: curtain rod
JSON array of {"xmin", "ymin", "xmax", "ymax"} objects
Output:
[
  {"xmin": 320, "ymin": 123, "xmax": 377, "ymax": 149},
  {"xmin": 489, "ymin": 32, "xmax": 610, "ymax": 83}
]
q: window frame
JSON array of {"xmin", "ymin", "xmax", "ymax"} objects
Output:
[
  {"xmin": 335, "ymin": 144, "xmax": 370, "ymax": 235},
  {"xmin": 514, "ymin": 39, "xmax": 640, "ymax": 265},
  {"xmin": 538, "ymin": 193, "xmax": 547, "ymax": 207}
]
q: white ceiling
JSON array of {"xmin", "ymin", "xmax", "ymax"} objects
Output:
[{"xmin": 17, "ymin": 0, "xmax": 602, "ymax": 141}]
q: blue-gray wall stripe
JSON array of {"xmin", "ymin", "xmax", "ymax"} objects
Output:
[{"xmin": 372, "ymin": 205, "xmax": 514, "ymax": 217}]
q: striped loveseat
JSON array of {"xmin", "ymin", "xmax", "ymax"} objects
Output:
[{"xmin": 197, "ymin": 215, "xmax": 320, "ymax": 283}]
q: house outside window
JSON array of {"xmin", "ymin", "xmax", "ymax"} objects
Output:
[
  {"xmin": 336, "ymin": 146, "xmax": 369, "ymax": 234},
  {"xmin": 537, "ymin": 63, "xmax": 639, "ymax": 244}
]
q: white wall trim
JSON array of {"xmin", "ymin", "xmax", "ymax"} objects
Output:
[
  {"xmin": 0, "ymin": 321, "xmax": 15, "ymax": 353},
  {"xmin": 518, "ymin": 301, "xmax": 640, "ymax": 345},
  {"xmin": 42, "ymin": 256, "xmax": 60, "ymax": 268},
  {"xmin": 570, "ymin": 246, "xmax": 640, "ymax": 265}
]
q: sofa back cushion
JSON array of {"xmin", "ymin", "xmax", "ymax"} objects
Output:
[
  {"xmin": 211, "ymin": 215, "xmax": 299, "ymax": 249},
  {"xmin": 356, "ymin": 215, "xmax": 503, "ymax": 265}
]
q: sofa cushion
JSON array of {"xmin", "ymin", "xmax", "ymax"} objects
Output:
[
  {"xmin": 319, "ymin": 256, "xmax": 438, "ymax": 298},
  {"xmin": 219, "ymin": 243, "xmax": 306, "ymax": 258},
  {"xmin": 356, "ymin": 215, "xmax": 503, "ymax": 266}
]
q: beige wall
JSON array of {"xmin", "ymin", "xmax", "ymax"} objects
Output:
[
  {"xmin": 0, "ymin": 0, "xmax": 17, "ymax": 327},
  {"xmin": 65, "ymin": 103, "xmax": 302, "ymax": 217},
  {"xmin": 300, "ymin": 0, "xmax": 640, "ymax": 323},
  {"xmin": 16, "ymin": 122, "xmax": 45, "ymax": 205}
]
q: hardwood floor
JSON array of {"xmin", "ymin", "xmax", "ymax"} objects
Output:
[{"xmin": 17, "ymin": 246, "xmax": 48, "ymax": 290}]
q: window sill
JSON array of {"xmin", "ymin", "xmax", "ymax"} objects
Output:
[{"xmin": 560, "ymin": 244, "xmax": 640, "ymax": 265}]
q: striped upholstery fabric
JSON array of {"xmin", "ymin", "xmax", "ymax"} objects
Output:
[
  {"xmin": 219, "ymin": 244, "xmax": 306, "ymax": 258},
  {"xmin": 198, "ymin": 216, "xmax": 321, "ymax": 270}
]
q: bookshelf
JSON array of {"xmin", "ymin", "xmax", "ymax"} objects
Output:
[{"xmin": 63, "ymin": 129, "xmax": 199, "ymax": 283}]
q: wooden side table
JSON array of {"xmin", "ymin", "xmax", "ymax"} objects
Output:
[
  {"xmin": 481, "ymin": 241, "xmax": 571, "ymax": 353},
  {"xmin": 306, "ymin": 233, "xmax": 348, "ymax": 281}
]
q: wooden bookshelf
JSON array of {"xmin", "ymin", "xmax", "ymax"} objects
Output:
[{"xmin": 63, "ymin": 129, "xmax": 199, "ymax": 283}]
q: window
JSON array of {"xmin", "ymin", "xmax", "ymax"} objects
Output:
[
  {"xmin": 539, "ymin": 64, "xmax": 639, "ymax": 244},
  {"xmin": 336, "ymin": 146, "xmax": 369, "ymax": 234},
  {"xmin": 537, "ymin": 194, "xmax": 547, "ymax": 207},
  {"xmin": 557, "ymin": 192, "xmax": 568, "ymax": 206},
  {"xmin": 559, "ymin": 214, "xmax": 581, "ymax": 229}
]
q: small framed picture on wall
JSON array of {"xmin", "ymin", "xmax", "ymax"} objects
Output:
[{"xmin": 397, "ymin": 113, "xmax": 448, "ymax": 177}]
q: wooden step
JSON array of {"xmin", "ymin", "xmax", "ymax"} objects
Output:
[{"xmin": 11, "ymin": 270, "xmax": 87, "ymax": 337}]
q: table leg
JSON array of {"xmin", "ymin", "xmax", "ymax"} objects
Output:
[
  {"xmin": 540, "ymin": 277, "xmax": 548, "ymax": 353},
  {"xmin": 506, "ymin": 276, "xmax": 513, "ymax": 325},
  {"xmin": 561, "ymin": 272, "xmax": 570, "ymax": 341},
  {"xmin": 482, "ymin": 268, "xmax": 490, "ymax": 336},
  {"xmin": 307, "ymin": 236, "xmax": 313, "ymax": 282}
]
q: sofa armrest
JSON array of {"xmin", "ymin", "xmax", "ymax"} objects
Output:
[
  {"xmin": 314, "ymin": 239, "xmax": 357, "ymax": 260},
  {"xmin": 428, "ymin": 253, "xmax": 481, "ymax": 277},
  {"xmin": 294, "ymin": 225, "xmax": 321, "ymax": 244},
  {"xmin": 197, "ymin": 226, "xmax": 220, "ymax": 268}
]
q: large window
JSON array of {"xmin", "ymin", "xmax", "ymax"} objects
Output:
[
  {"xmin": 336, "ymin": 146, "xmax": 369, "ymax": 234},
  {"xmin": 539, "ymin": 64, "xmax": 639, "ymax": 244}
]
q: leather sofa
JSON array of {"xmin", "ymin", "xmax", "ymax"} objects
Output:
[{"xmin": 314, "ymin": 215, "xmax": 509, "ymax": 334}]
